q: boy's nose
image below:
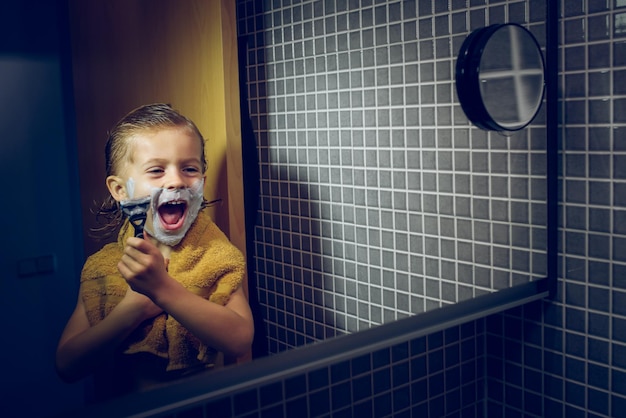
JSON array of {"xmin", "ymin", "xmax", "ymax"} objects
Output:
[{"xmin": 164, "ymin": 172, "xmax": 185, "ymax": 189}]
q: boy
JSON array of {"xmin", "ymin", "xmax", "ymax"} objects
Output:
[{"xmin": 56, "ymin": 104, "xmax": 254, "ymax": 401}]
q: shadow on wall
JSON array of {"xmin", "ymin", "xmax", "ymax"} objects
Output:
[
  {"xmin": 238, "ymin": 35, "xmax": 268, "ymax": 359},
  {"xmin": 238, "ymin": 33, "xmax": 343, "ymax": 355}
]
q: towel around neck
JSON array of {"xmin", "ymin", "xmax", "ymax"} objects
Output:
[{"xmin": 80, "ymin": 210, "xmax": 245, "ymax": 372}]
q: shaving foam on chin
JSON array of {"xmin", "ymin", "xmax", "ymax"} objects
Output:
[{"xmin": 144, "ymin": 178, "xmax": 205, "ymax": 246}]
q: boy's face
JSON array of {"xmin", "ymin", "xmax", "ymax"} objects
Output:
[{"xmin": 107, "ymin": 127, "xmax": 206, "ymax": 244}]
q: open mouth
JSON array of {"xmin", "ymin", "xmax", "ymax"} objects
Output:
[{"xmin": 157, "ymin": 200, "xmax": 188, "ymax": 230}]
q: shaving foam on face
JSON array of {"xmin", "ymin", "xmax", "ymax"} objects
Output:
[
  {"xmin": 126, "ymin": 178, "xmax": 136, "ymax": 199},
  {"xmin": 143, "ymin": 178, "xmax": 205, "ymax": 246}
]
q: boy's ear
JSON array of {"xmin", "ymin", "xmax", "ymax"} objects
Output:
[{"xmin": 106, "ymin": 175, "xmax": 128, "ymax": 202}]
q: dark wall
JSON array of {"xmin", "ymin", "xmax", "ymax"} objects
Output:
[{"xmin": 0, "ymin": 1, "xmax": 85, "ymax": 417}]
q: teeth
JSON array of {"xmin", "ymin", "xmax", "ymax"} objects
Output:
[{"xmin": 160, "ymin": 200, "xmax": 185, "ymax": 207}]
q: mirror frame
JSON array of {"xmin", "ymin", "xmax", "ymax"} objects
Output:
[
  {"xmin": 455, "ymin": 23, "xmax": 546, "ymax": 132},
  {"xmin": 59, "ymin": 3, "xmax": 560, "ymax": 416}
]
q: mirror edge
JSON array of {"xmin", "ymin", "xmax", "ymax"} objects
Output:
[{"xmin": 58, "ymin": 279, "xmax": 553, "ymax": 418}]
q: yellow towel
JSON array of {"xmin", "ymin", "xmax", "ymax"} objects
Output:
[{"xmin": 80, "ymin": 210, "xmax": 245, "ymax": 372}]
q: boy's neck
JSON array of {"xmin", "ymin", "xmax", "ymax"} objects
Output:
[
  {"xmin": 158, "ymin": 243, "xmax": 172, "ymax": 260},
  {"xmin": 147, "ymin": 235, "xmax": 172, "ymax": 260}
]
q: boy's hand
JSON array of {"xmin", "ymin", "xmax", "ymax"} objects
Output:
[
  {"xmin": 118, "ymin": 231, "xmax": 170, "ymax": 300},
  {"xmin": 119, "ymin": 287, "xmax": 164, "ymax": 321}
]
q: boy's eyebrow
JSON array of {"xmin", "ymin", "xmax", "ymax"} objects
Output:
[{"xmin": 142, "ymin": 157, "xmax": 203, "ymax": 166}]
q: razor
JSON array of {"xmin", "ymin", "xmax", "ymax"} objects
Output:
[{"xmin": 120, "ymin": 196, "xmax": 151, "ymax": 237}]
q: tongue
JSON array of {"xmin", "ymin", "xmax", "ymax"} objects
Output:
[{"xmin": 159, "ymin": 204, "xmax": 184, "ymax": 225}]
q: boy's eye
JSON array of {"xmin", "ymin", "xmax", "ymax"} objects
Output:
[
  {"xmin": 183, "ymin": 167, "xmax": 201, "ymax": 173},
  {"xmin": 147, "ymin": 168, "xmax": 165, "ymax": 174}
]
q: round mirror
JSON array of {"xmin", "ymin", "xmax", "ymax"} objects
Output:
[{"xmin": 455, "ymin": 23, "xmax": 545, "ymax": 132}]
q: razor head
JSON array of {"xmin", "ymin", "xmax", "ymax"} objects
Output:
[{"xmin": 120, "ymin": 196, "xmax": 151, "ymax": 237}]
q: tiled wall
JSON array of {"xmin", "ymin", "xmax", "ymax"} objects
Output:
[
  {"xmin": 239, "ymin": 0, "xmax": 549, "ymax": 355},
  {"xmin": 153, "ymin": 320, "xmax": 485, "ymax": 418},
  {"xmin": 485, "ymin": 1, "xmax": 626, "ymax": 416},
  {"xmin": 225, "ymin": 324, "xmax": 485, "ymax": 417},
  {"xmin": 139, "ymin": 1, "xmax": 626, "ymax": 417}
]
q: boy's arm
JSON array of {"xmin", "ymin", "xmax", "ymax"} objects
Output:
[
  {"xmin": 119, "ymin": 235, "xmax": 255, "ymax": 359},
  {"xmin": 55, "ymin": 285, "xmax": 162, "ymax": 383},
  {"xmin": 151, "ymin": 283, "xmax": 254, "ymax": 359}
]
